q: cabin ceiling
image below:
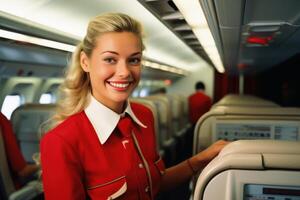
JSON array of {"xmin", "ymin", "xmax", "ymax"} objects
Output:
[
  {"xmin": 1, "ymin": 0, "xmax": 299, "ymax": 77},
  {"xmin": 137, "ymin": 0, "xmax": 300, "ymax": 75},
  {"xmin": 137, "ymin": 0, "xmax": 213, "ymax": 67},
  {"xmin": 0, "ymin": 0, "xmax": 209, "ymax": 80}
]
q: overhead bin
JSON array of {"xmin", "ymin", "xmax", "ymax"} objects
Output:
[{"xmin": 200, "ymin": 0, "xmax": 300, "ymax": 74}]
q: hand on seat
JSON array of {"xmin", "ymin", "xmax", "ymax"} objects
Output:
[{"xmin": 188, "ymin": 140, "xmax": 230, "ymax": 172}]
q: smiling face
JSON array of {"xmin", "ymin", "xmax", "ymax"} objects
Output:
[{"xmin": 80, "ymin": 32, "xmax": 142, "ymax": 113}]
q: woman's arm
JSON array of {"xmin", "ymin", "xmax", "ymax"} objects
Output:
[
  {"xmin": 41, "ymin": 133, "xmax": 86, "ymax": 200},
  {"xmin": 160, "ymin": 140, "xmax": 229, "ymax": 191},
  {"xmin": 18, "ymin": 164, "xmax": 39, "ymax": 179}
]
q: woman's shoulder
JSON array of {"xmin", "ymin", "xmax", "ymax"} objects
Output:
[
  {"xmin": 130, "ymin": 102, "xmax": 153, "ymax": 116},
  {"xmin": 42, "ymin": 111, "xmax": 88, "ymax": 143},
  {"xmin": 130, "ymin": 102, "xmax": 154, "ymax": 124}
]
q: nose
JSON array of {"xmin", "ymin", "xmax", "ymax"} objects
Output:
[{"xmin": 116, "ymin": 60, "xmax": 130, "ymax": 78}]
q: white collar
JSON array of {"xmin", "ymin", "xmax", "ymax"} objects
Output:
[{"xmin": 84, "ymin": 95, "xmax": 147, "ymax": 144}]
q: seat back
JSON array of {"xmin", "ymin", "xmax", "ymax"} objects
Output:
[
  {"xmin": 178, "ymin": 94, "xmax": 190, "ymax": 130},
  {"xmin": 11, "ymin": 104, "xmax": 56, "ymax": 163},
  {"xmin": 194, "ymin": 106, "xmax": 300, "ymax": 154},
  {"xmin": 130, "ymin": 98, "xmax": 161, "ymax": 153},
  {"xmin": 193, "ymin": 140, "xmax": 300, "ymax": 200},
  {"xmin": 144, "ymin": 95, "xmax": 173, "ymax": 140},
  {"xmin": 0, "ymin": 125, "xmax": 16, "ymax": 198},
  {"xmin": 165, "ymin": 94, "xmax": 185, "ymax": 135},
  {"xmin": 212, "ymin": 94, "xmax": 279, "ymax": 108},
  {"xmin": 144, "ymin": 95, "xmax": 178, "ymax": 165}
]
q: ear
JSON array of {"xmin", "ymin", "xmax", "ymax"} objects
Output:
[{"xmin": 80, "ymin": 51, "xmax": 90, "ymax": 72}]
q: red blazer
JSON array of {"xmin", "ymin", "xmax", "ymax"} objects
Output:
[
  {"xmin": 188, "ymin": 91, "xmax": 212, "ymax": 124},
  {"xmin": 41, "ymin": 103, "xmax": 165, "ymax": 200}
]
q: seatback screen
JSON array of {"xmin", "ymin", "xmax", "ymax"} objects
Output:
[{"xmin": 244, "ymin": 184, "xmax": 300, "ymax": 200}]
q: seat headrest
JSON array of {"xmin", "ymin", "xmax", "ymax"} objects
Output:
[{"xmin": 219, "ymin": 140, "xmax": 300, "ymax": 157}]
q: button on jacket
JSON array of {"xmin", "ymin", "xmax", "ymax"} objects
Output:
[{"xmin": 41, "ymin": 97, "xmax": 165, "ymax": 200}]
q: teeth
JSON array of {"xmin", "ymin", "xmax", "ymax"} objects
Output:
[{"xmin": 109, "ymin": 82, "xmax": 129, "ymax": 88}]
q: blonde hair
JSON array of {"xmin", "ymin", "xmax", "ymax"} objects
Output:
[{"xmin": 49, "ymin": 13, "xmax": 144, "ymax": 128}]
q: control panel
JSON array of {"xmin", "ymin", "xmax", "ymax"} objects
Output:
[{"xmin": 214, "ymin": 120, "xmax": 300, "ymax": 141}]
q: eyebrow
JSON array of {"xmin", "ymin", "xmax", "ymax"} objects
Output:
[{"xmin": 101, "ymin": 51, "xmax": 142, "ymax": 56}]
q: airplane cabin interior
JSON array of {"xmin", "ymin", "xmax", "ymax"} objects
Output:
[{"xmin": 0, "ymin": 0, "xmax": 300, "ymax": 200}]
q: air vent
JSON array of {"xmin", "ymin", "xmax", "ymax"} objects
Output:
[{"xmin": 137, "ymin": 0, "xmax": 213, "ymax": 66}]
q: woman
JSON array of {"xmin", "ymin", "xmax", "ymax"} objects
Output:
[{"xmin": 41, "ymin": 13, "xmax": 228, "ymax": 200}]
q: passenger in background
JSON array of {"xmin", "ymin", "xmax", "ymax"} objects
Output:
[
  {"xmin": 188, "ymin": 81, "xmax": 212, "ymax": 125},
  {"xmin": 0, "ymin": 112, "xmax": 39, "ymax": 188},
  {"xmin": 186, "ymin": 82, "xmax": 212, "ymax": 163},
  {"xmin": 40, "ymin": 13, "xmax": 228, "ymax": 200}
]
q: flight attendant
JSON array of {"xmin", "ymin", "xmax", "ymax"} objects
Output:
[{"xmin": 40, "ymin": 13, "xmax": 228, "ymax": 200}]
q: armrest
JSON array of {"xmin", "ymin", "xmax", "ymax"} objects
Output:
[{"xmin": 9, "ymin": 181, "xmax": 43, "ymax": 200}]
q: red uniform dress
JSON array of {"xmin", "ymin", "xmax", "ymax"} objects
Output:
[
  {"xmin": 41, "ymin": 96, "xmax": 165, "ymax": 200},
  {"xmin": 188, "ymin": 91, "xmax": 212, "ymax": 124},
  {"xmin": 0, "ymin": 112, "xmax": 27, "ymax": 188}
]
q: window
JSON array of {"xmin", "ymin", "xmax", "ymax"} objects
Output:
[
  {"xmin": 1, "ymin": 94, "xmax": 23, "ymax": 119},
  {"xmin": 39, "ymin": 93, "xmax": 55, "ymax": 104},
  {"xmin": 139, "ymin": 88, "xmax": 150, "ymax": 97},
  {"xmin": 132, "ymin": 89, "xmax": 140, "ymax": 97}
]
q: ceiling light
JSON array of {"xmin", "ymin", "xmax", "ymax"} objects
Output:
[
  {"xmin": 142, "ymin": 59, "xmax": 188, "ymax": 75},
  {"xmin": 0, "ymin": 28, "xmax": 188, "ymax": 75},
  {"xmin": 0, "ymin": 29, "xmax": 76, "ymax": 52},
  {"xmin": 172, "ymin": 0, "xmax": 225, "ymax": 73}
]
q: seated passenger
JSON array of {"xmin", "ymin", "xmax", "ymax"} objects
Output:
[{"xmin": 0, "ymin": 112, "xmax": 39, "ymax": 188}]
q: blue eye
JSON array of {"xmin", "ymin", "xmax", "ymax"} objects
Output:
[{"xmin": 128, "ymin": 57, "xmax": 141, "ymax": 65}]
